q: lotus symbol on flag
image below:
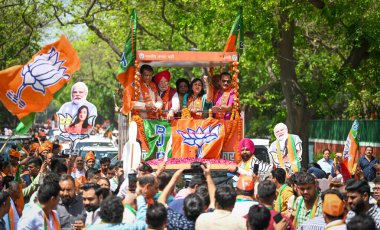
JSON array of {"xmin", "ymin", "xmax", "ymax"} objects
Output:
[
  {"xmin": 177, "ymin": 124, "xmax": 221, "ymax": 158},
  {"xmin": 6, "ymin": 47, "xmax": 70, "ymax": 109}
]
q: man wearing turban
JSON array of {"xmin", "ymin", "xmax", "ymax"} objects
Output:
[
  {"xmin": 85, "ymin": 151, "xmax": 96, "ymax": 170},
  {"xmin": 228, "ymin": 138, "xmax": 271, "ymax": 176},
  {"xmin": 29, "ymin": 143, "xmax": 40, "ymax": 155},
  {"xmin": 269, "ymin": 123, "xmax": 302, "ymax": 174},
  {"xmin": 38, "ymin": 142, "xmax": 51, "ymax": 161},
  {"xmin": 154, "ymin": 70, "xmax": 178, "ymax": 120}
]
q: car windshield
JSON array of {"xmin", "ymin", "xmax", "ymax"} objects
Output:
[
  {"xmin": 75, "ymin": 141, "xmax": 114, "ymax": 150},
  {"xmin": 80, "ymin": 150, "xmax": 118, "ymax": 160}
]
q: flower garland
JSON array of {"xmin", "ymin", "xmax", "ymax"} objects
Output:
[
  {"xmin": 224, "ymin": 62, "xmax": 242, "ymax": 155},
  {"xmin": 133, "ymin": 61, "xmax": 141, "ymax": 101},
  {"xmin": 132, "ymin": 115, "xmax": 149, "ymax": 151},
  {"xmin": 181, "ymin": 108, "xmax": 191, "ymax": 119},
  {"xmin": 161, "ymin": 87, "xmax": 171, "ymax": 110}
]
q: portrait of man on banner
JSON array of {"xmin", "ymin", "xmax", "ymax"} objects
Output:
[{"xmin": 57, "ymin": 82, "xmax": 97, "ymax": 138}]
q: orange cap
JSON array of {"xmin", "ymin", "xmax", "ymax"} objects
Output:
[
  {"xmin": 38, "ymin": 144, "xmax": 50, "ymax": 154},
  {"xmin": 44, "ymin": 141, "xmax": 53, "ymax": 150},
  {"xmin": 9, "ymin": 149, "xmax": 21, "ymax": 158},
  {"xmin": 323, "ymin": 194, "xmax": 344, "ymax": 217},
  {"xmin": 237, "ymin": 175, "xmax": 255, "ymax": 191},
  {"xmin": 30, "ymin": 143, "xmax": 40, "ymax": 152},
  {"xmin": 85, "ymin": 151, "xmax": 96, "ymax": 162}
]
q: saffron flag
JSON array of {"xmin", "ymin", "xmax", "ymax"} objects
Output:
[
  {"xmin": 224, "ymin": 11, "xmax": 244, "ymax": 55},
  {"xmin": 0, "ymin": 35, "xmax": 80, "ymax": 134},
  {"xmin": 143, "ymin": 120, "xmax": 172, "ymax": 160},
  {"xmin": 171, "ymin": 118, "xmax": 225, "ymax": 159},
  {"xmin": 117, "ymin": 9, "xmax": 137, "ymax": 115},
  {"xmin": 342, "ymin": 120, "xmax": 360, "ymax": 175}
]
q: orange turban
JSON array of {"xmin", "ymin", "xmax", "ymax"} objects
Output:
[
  {"xmin": 38, "ymin": 144, "xmax": 50, "ymax": 153},
  {"xmin": 44, "ymin": 141, "xmax": 53, "ymax": 150},
  {"xmin": 30, "ymin": 143, "xmax": 40, "ymax": 152},
  {"xmin": 9, "ymin": 149, "xmax": 21, "ymax": 158},
  {"xmin": 154, "ymin": 70, "xmax": 171, "ymax": 84},
  {"xmin": 85, "ymin": 151, "xmax": 96, "ymax": 162}
]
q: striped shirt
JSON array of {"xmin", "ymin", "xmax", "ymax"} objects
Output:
[
  {"xmin": 345, "ymin": 205, "xmax": 380, "ymax": 229},
  {"xmin": 298, "ymin": 215, "xmax": 325, "ymax": 230},
  {"xmin": 294, "ymin": 195, "xmax": 323, "ymax": 229}
]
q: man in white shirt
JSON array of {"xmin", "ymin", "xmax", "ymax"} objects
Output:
[
  {"xmin": 18, "ymin": 182, "xmax": 61, "ymax": 229},
  {"xmin": 133, "ymin": 65, "xmax": 163, "ymax": 119},
  {"xmin": 82, "ymin": 183, "xmax": 104, "ymax": 227},
  {"xmin": 318, "ymin": 148, "xmax": 333, "ymax": 175}
]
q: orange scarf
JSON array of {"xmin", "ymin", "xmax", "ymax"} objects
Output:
[
  {"xmin": 140, "ymin": 81, "xmax": 159, "ymax": 119},
  {"xmin": 37, "ymin": 203, "xmax": 61, "ymax": 230},
  {"xmin": 161, "ymin": 87, "xmax": 172, "ymax": 110},
  {"xmin": 215, "ymin": 90, "xmax": 232, "ymax": 119},
  {"xmin": 8, "ymin": 202, "xmax": 17, "ymax": 230},
  {"xmin": 186, "ymin": 94, "xmax": 203, "ymax": 119}
]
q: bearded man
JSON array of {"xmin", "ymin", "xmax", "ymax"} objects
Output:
[
  {"xmin": 57, "ymin": 174, "xmax": 84, "ymax": 230},
  {"xmin": 269, "ymin": 123, "xmax": 302, "ymax": 174},
  {"xmin": 154, "ymin": 70, "xmax": 178, "ymax": 120},
  {"xmin": 228, "ymin": 138, "xmax": 271, "ymax": 177}
]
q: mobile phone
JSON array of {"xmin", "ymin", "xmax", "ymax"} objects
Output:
[
  {"xmin": 253, "ymin": 164, "xmax": 259, "ymax": 175},
  {"xmin": 273, "ymin": 213, "xmax": 283, "ymax": 223},
  {"xmin": 128, "ymin": 173, "xmax": 137, "ymax": 192}
]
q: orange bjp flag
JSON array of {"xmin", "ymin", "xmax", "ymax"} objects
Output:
[
  {"xmin": 342, "ymin": 120, "xmax": 360, "ymax": 175},
  {"xmin": 0, "ymin": 34, "xmax": 80, "ymax": 120},
  {"xmin": 171, "ymin": 118, "xmax": 225, "ymax": 159}
]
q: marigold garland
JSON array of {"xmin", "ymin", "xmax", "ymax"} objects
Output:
[
  {"xmin": 132, "ymin": 115, "xmax": 149, "ymax": 151},
  {"xmin": 133, "ymin": 61, "xmax": 141, "ymax": 101},
  {"xmin": 161, "ymin": 86, "xmax": 171, "ymax": 110},
  {"xmin": 181, "ymin": 108, "xmax": 191, "ymax": 119},
  {"xmin": 223, "ymin": 61, "xmax": 242, "ymax": 149}
]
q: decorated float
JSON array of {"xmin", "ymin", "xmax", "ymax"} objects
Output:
[{"xmin": 117, "ymin": 10, "xmax": 246, "ymax": 174}]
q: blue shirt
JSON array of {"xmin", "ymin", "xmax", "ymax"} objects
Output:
[
  {"xmin": 167, "ymin": 208, "xmax": 195, "ymax": 230},
  {"xmin": 317, "ymin": 158, "xmax": 333, "ymax": 174},
  {"xmin": 168, "ymin": 198, "xmax": 185, "ymax": 215},
  {"xmin": 359, "ymin": 156, "xmax": 379, "ymax": 181}
]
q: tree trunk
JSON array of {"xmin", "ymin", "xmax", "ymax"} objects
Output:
[{"xmin": 275, "ymin": 12, "xmax": 311, "ymax": 167}]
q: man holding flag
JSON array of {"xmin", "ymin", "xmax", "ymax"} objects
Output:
[{"xmin": 116, "ymin": 9, "xmax": 138, "ymax": 116}]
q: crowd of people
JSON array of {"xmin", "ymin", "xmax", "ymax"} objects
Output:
[
  {"xmin": 131, "ymin": 64, "xmax": 235, "ymax": 120},
  {"xmin": 0, "ymin": 133, "xmax": 379, "ymax": 230}
]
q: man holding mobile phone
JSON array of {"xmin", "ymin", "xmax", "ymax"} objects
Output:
[
  {"xmin": 257, "ymin": 180, "xmax": 294, "ymax": 230},
  {"xmin": 227, "ymin": 138, "xmax": 271, "ymax": 177}
]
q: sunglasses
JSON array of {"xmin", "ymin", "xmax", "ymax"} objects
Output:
[{"xmin": 222, "ymin": 80, "xmax": 231, "ymax": 83}]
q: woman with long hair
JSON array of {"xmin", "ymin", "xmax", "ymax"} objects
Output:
[
  {"xmin": 65, "ymin": 105, "xmax": 93, "ymax": 134},
  {"xmin": 182, "ymin": 76, "xmax": 212, "ymax": 119}
]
